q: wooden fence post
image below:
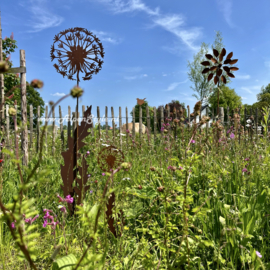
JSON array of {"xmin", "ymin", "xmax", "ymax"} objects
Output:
[
  {"xmin": 119, "ymin": 107, "xmax": 122, "ymax": 150},
  {"xmin": 126, "ymin": 107, "xmax": 128, "ymax": 147},
  {"xmin": 244, "ymin": 107, "xmax": 247, "ymax": 132},
  {"xmin": 219, "ymin": 107, "xmax": 224, "ymax": 125},
  {"xmin": 111, "ymin": 107, "xmax": 115, "ymax": 141},
  {"xmin": 161, "ymin": 106, "xmax": 164, "ymax": 135},
  {"xmin": 14, "ymin": 104, "xmax": 18, "ymax": 158},
  {"xmin": 132, "ymin": 107, "xmax": 135, "ymax": 140},
  {"xmin": 6, "ymin": 105, "xmax": 9, "ymax": 148},
  {"xmin": 139, "ymin": 106, "xmax": 142, "ymax": 142},
  {"xmin": 20, "ymin": 50, "xmax": 28, "ymax": 166},
  {"xmin": 146, "ymin": 105, "xmax": 151, "ymax": 136},
  {"xmin": 36, "ymin": 106, "xmax": 40, "ymax": 152},
  {"xmin": 29, "ymin": 105, "xmax": 33, "ymax": 153},
  {"xmin": 59, "ymin": 106, "xmax": 64, "ymax": 149},
  {"xmin": 154, "ymin": 107, "xmax": 157, "ymax": 142},
  {"xmin": 105, "ymin": 106, "xmax": 108, "ymax": 137},
  {"xmin": 45, "ymin": 106, "xmax": 48, "ymax": 152},
  {"xmin": 97, "ymin": 106, "xmax": 101, "ymax": 139},
  {"xmin": 52, "ymin": 106, "xmax": 55, "ymax": 156},
  {"xmin": 72, "ymin": 112, "xmax": 76, "ymax": 134}
]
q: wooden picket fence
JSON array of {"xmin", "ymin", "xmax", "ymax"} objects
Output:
[{"xmin": 2, "ymin": 104, "xmax": 262, "ymax": 165}]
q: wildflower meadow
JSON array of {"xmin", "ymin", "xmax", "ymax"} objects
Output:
[{"xmin": 1, "ymin": 84, "xmax": 270, "ymax": 270}]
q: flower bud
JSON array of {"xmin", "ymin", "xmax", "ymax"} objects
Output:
[
  {"xmin": 30, "ymin": 79, "xmax": 44, "ymax": 89},
  {"xmin": 157, "ymin": 186, "xmax": 164, "ymax": 192},
  {"xmin": 138, "ymin": 185, "xmax": 142, "ymax": 190},
  {"xmin": 8, "ymin": 107, "xmax": 16, "ymax": 116},
  {"xmin": 70, "ymin": 86, "xmax": 84, "ymax": 98},
  {"xmin": 121, "ymin": 162, "xmax": 132, "ymax": 170}
]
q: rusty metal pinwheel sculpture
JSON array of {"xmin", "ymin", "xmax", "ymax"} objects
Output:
[
  {"xmin": 50, "ymin": 27, "xmax": 104, "ymax": 85},
  {"xmin": 201, "ymin": 48, "xmax": 238, "ymax": 114}
]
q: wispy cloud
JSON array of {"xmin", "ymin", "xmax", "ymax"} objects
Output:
[
  {"xmin": 92, "ymin": 30, "xmax": 122, "ymax": 44},
  {"xmin": 51, "ymin": 92, "xmax": 66, "ymax": 97},
  {"xmin": 91, "ymin": 0, "xmax": 202, "ymax": 52},
  {"xmin": 165, "ymin": 79, "xmax": 188, "ymax": 91},
  {"xmin": 235, "ymin": 74, "xmax": 251, "ymax": 80},
  {"xmin": 241, "ymin": 97, "xmax": 247, "ymax": 100},
  {"xmin": 24, "ymin": 0, "xmax": 64, "ymax": 32},
  {"xmin": 241, "ymin": 85, "xmax": 261, "ymax": 94},
  {"xmin": 124, "ymin": 74, "xmax": 148, "ymax": 80},
  {"xmin": 216, "ymin": 0, "xmax": 235, "ymax": 28}
]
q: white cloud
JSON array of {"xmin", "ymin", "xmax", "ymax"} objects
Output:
[
  {"xmin": 235, "ymin": 74, "xmax": 250, "ymax": 80},
  {"xmin": 51, "ymin": 92, "xmax": 66, "ymax": 97},
  {"xmin": 241, "ymin": 85, "xmax": 261, "ymax": 94},
  {"xmin": 216, "ymin": 0, "xmax": 235, "ymax": 28},
  {"xmin": 124, "ymin": 74, "xmax": 148, "ymax": 80},
  {"xmin": 92, "ymin": 30, "xmax": 122, "ymax": 44},
  {"xmin": 241, "ymin": 97, "xmax": 247, "ymax": 100},
  {"xmin": 25, "ymin": 0, "xmax": 64, "ymax": 32},
  {"xmin": 162, "ymin": 74, "xmax": 167, "ymax": 77},
  {"xmin": 255, "ymin": 79, "xmax": 259, "ymax": 82},
  {"xmin": 91, "ymin": 0, "xmax": 202, "ymax": 52},
  {"xmin": 165, "ymin": 79, "xmax": 188, "ymax": 91}
]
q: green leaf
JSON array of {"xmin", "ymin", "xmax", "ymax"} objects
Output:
[{"xmin": 52, "ymin": 254, "xmax": 77, "ymax": 270}]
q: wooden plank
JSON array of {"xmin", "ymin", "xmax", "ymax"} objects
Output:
[
  {"xmin": 72, "ymin": 112, "xmax": 76, "ymax": 134},
  {"xmin": 36, "ymin": 106, "xmax": 40, "ymax": 152},
  {"xmin": 6, "ymin": 66, "xmax": 26, "ymax": 74},
  {"xmin": 20, "ymin": 50, "xmax": 28, "ymax": 166}
]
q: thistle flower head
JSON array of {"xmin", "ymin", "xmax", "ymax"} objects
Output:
[{"xmin": 70, "ymin": 85, "xmax": 84, "ymax": 98}]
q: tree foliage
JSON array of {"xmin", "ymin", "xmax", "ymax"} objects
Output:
[
  {"xmin": 2, "ymin": 34, "xmax": 45, "ymax": 127},
  {"xmin": 208, "ymin": 85, "xmax": 242, "ymax": 118}
]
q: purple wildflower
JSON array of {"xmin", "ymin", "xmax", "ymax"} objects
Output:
[
  {"xmin": 88, "ymin": 174, "xmax": 91, "ymax": 178},
  {"xmin": 244, "ymin": 158, "xmax": 250, "ymax": 161},
  {"xmin": 65, "ymin": 195, "xmax": 73, "ymax": 204},
  {"xmin": 126, "ymin": 129, "xmax": 130, "ymax": 133},
  {"xmin": 11, "ymin": 221, "xmax": 16, "ymax": 229},
  {"xmin": 60, "ymin": 206, "xmax": 67, "ymax": 213},
  {"xmin": 256, "ymin": 251, "xmax": 262, "ymax": 258},
  {"xmin": 90, "ymin": 190, "xmax": 93, "ymax": 194},
  {"xmin": 165, "ymin": 147, "xmax": 168, "ymax": 151},
  {"xmin": 242, "ymin": 168, "xmax": 248, "ymax": 173},
  {"xmin": 43, "ymin": 220, "xmax": 48, "ymax": 228},
  {"xmin": 25, "ymin": 214, "xmax": 39, "ymax": 225},
  {"xmin": 191, "ymin": 140, "xmax": 195, "ymax": 143},
  {"xmin": 230, "ymin": 133, "xmax": 235, "ymax": 139},
  {"xmin": 102, "ymin": 173, "xmax": 105, "ymax": 176},
  {"xmin": 86, "ymin": 151, "xmax": 90, "ymax": 155}
]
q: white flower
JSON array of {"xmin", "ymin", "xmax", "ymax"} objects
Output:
[
  {"xmin": 101, "ymin": 144, "xmax": 110, "ymax": 147},
  {"xmin": 122, "ymin": 177, "xmax": 130, "ymax": 181},
  {"xmin": 120, "ymin": 133, "xmax": 126, "ymax": 136},
  {"xmin": 57, "ymin": 205, "xmax": 64, "ymax": 209}
]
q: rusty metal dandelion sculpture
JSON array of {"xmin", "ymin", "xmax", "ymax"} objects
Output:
[
  {"xmin": 201, "ymin": 48, "xmax": 238, "ymax": 115},
  {"xmin": 98, "ymin": 145, "xmax": 125, "ymax": 237},
  {"xmin": 50, "ymin": 27, "xmax": 104, "ymax": 84}
]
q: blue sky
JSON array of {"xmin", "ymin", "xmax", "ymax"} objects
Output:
[{"xmin": 2, "ymin": 0, "xmax": 270, "ymax": 125}]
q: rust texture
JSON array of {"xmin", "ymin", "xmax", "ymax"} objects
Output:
[
  {"xmin": 136, "ymin": 98, "xmax": 146, "ymax": 106},
  {"xmin": 201, "ymin": 48, "xmax": 238, "ymax": 113},
  {"xmin": 50, "ymin": 27, "xmax": 104, "ymax": 83},
  {"xmin": 98, "ymin": 145, "xmax": 125, "ymax": 237},
  {"xmin": 60, "ymin": 106, "xmax": 93, "ymax": 214}
]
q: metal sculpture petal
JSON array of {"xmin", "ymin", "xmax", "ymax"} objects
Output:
[{"xmin": 50, "ymin": 27, "xmax": 105, "ymax": 84}]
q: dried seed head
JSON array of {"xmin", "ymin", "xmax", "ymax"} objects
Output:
[
  {"xmin": 157, "ymin": 186, "xmax": 164, "ymax": 192},
  {"xmin": 138, "ymin": 185, "xmax": 142, "ymax": 190},
  {"xmin": 70, "ymin": 85, "xmax": 84, "ymax": 98},
  {"xmin": 173, "ymin": 119, "xmax": 180, "ymax": 123},
  {"xmin": 8, "ymin": 107, "xmax": 16, "ymax": 116},
  {"xmin": 0, "ymin": 61, "xmax": 9, "ymax": 73},
  {"xmin": 49, "ymin": 101, "xmax": 54, "ymax": 107},
  {"xmin": 30, "ymin": 79, "xmax": 44, "ymax": 89},
  {"xmin": 194, "ymin": 101, "xmax": 202, "ymax": 113},
  {"xmin": 150, "ymin": 166, "xmax": 156, "ymax": 171}
]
